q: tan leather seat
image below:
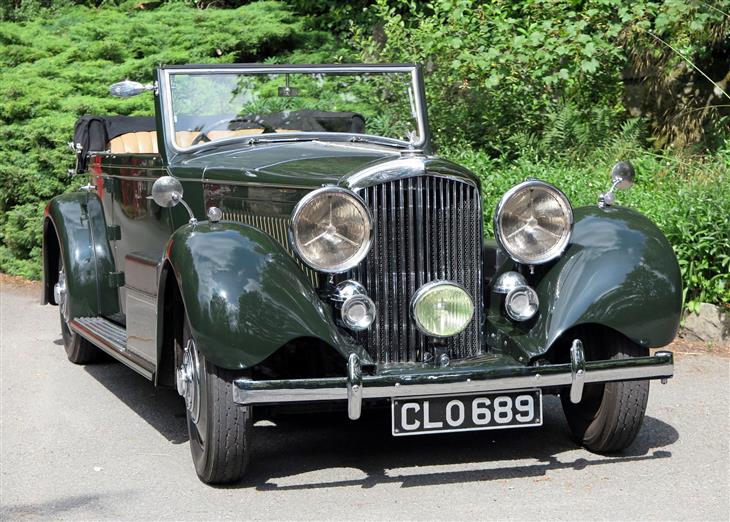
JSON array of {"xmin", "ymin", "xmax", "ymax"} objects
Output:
[
  {"xmin": 108, "ymin": 129, "xmax": 305, "ymax": 152},
  {"xmin": 109, "ymin": 131, "xmax": 159, "ymax": 154},
  {"xmin": 174, "ymin": 129, "xmax": 265, "ymax": 148}
]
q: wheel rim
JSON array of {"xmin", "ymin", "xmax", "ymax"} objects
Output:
[{"xmin": 177, "ymin": 337, "xmax": 202, "ymax": 425}]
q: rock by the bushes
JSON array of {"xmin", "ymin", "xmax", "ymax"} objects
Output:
[{"xmin": 682, "ymin": 303, "xmax": 730, "ymax": 344}]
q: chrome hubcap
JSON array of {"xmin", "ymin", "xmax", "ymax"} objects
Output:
[
  {"xmin": 54, "ymin": 269, "xmax": 69, "ymax": 324},
  {"xmin": 176, "ymin": 338, "xmax": 201, "ymax": 423}
]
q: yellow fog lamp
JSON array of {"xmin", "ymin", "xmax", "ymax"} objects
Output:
[{"xmin": 411, "ymin": 282, "xmax": 474, "ymax": 338}]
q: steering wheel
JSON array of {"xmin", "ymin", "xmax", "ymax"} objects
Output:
[{"xmin": 190, "ymin": 117, "xmax": 276, "ymax": 145}]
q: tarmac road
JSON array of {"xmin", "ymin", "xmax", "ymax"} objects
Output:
[{"xmin": 1, "ymin": 281, "xmax": 729, "ymax": 521}]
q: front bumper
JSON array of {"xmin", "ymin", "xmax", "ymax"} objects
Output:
[{"xmin": 232, "ymin": 340, "xmax": 674, "ymax": 420}]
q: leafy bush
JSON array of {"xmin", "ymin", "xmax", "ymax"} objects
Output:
[
  {"xmin": 0, "ymin": 1, "xmax": 315, "ymax": 278},
  {"xmin": 356, "ymin": 0, "xmax": 729, "ymax": 155}
]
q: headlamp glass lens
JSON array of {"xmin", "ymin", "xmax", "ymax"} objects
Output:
[
  {"xmin": 496, "ymin": 182, "xmax": 572, "ymax": 264},
  {"xmin": 292, "ymin": 189, "xmax": 371, "ymax": 272}
]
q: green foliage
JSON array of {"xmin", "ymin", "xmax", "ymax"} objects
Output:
[
  {"xmin": 1, "ymin": 0, "xmax": 727, "ymax": 314},
  {"xmin": 0, "ymin": 1, "xmax": 314, "ymax": 278},
  {"xmin": 357, "ymin": 0, "xmax": 729, "ymax": 155},
  {"xmin": 442, "ymin": 140, "xmax": 730, "ymax": 311}
]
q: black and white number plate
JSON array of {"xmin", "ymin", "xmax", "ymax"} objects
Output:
[{"xmin": 391, "ymin": 389, "xmax": 542, "ymax": 436}]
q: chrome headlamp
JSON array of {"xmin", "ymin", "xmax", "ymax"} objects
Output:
[
  {"xmin": 494, "ymin": 180, "xmax": 573, "ymax": 265},
  {"xmin": 290, "ymin": 187, "xmax": 372, "ymax": 273}
]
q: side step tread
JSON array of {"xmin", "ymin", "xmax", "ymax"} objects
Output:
[
  {"xmin": 69, "ymin": 316, "xmax": 153, "ymax": 380},
  {"xmin": 73, "ymin": 316, "xmax": 127, "ymax": 352}
]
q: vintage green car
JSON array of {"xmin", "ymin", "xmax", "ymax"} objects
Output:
[{"xmin": 42, "ymin": 64, "xmax": 680, "ymax": 484}]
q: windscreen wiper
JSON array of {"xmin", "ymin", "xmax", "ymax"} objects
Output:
[
  {"xmin": 347, "ymin": 136, "xmax": 408, "ymax": 148},
  {"xmin": 246, "ymin": 136, "xmax": 320, "ymax": 145}
]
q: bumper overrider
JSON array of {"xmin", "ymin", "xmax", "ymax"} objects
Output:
[{"xmin": 232, "ymin": 340, "xmax": 674, "ymax": 420}]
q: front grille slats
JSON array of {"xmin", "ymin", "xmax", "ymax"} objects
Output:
[{"xmin": 352, "ymin": 175, "xmax": 482, "ymax": 364}]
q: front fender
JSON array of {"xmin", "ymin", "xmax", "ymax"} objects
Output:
[
  {"xmin": 163, "ymin": 221, "xmax": 365, "ymax": 369},
  {"xmin": 503, "ymin": 206, "xmax": 682, "ymax": 359},
  {"xmin": 43, "ymin": 192, "xmax": 118, "ymax": 318}
]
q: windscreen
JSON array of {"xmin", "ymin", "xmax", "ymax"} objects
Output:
[{"xmin": 166, "ymin": 70, "xmax": 422, "ymax": 149}]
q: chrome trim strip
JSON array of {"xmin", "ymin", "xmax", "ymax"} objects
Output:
[
  {"xmin": 164, "ymin": 65, "xmax": 421, "ymax": 74},
  {"xmin": 97, "ymin": 174, "xmax": 161, "ymax": 182},
  {"xmin": 202, "ymin": 179, "xmax": 314, "ymax": 190},
  {"xmin": 98, "ymin": 165, "xmax": 166, "ymax": 172},
  {"xmin": 343, "ymin": 157, "xmax": 478, "ymax": 190},
  {"xmin": 232, "ymin": 350, "xmax": 674, "ymax": 407},
  {"xmin": 95, "ymin": 172, "xmax": 314, "ymax": 191}
]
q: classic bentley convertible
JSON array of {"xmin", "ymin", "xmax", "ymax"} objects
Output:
[{"xmin": 42, "ymin": 64, "xmax": 680, "ymax": 484}]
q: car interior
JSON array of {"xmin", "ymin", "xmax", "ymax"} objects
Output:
[{"xmin": 73, "ymin": 110, "xmax": 367, "ymax": 157}]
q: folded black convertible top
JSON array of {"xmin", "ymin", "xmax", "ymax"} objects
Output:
[{"xmin": 73, "ymin": 115, "xmax": 156, "ymax": 170}]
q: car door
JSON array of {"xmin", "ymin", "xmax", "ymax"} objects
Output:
[{"xmin": 104, "ymin": 154, "xmax": 173, "ymax": 365}]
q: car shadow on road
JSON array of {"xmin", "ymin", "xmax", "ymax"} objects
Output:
[
  {"xmin": 232, "ymin": 401, "xmax": 678, "ymax": 491},
  {"xmin": 79, "ymin": 354, "xmax": 678, "ymax": 489},
  {"xmin": 82, "ymin": 355, "xmax": 189, "ymax": 445}
]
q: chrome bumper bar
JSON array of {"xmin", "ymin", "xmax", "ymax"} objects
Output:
[{"xmin": 232, "ymin": 340, "xmax": 674, "ymax": 420}]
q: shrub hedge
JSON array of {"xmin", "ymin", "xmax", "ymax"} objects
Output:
[{"xmin": 0, "ymin": 1, "xmax": 314, "ymax": 278}]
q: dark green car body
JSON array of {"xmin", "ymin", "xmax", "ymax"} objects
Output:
[{"xmin": 42, "ymin": 65, "xmax": 680, "ymax": 470}]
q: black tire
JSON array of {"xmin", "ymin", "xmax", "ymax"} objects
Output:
[
  {"xmin": 561, "ymin": 328, "xmax": 650, "ymax": 453},
  {"xmin": 175, "ymin": 314, "xmax": 252, "ymax": 484},
  {"xmin": 57, "ymin": 258, "xmax": 99, "ymax": 364}
]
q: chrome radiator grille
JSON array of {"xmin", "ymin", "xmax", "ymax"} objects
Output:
[
  {"xmin": 221, "ymin": 211, "xmax": 319, "ymax": 285},
  {"xmin": 351, "ymin": 175, "xmax": 483, "ymax": 364}
]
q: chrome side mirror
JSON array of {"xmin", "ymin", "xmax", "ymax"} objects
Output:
[
  {"xmin": 151, "ymin": 176, "xmax": 183, "ymax": 207},
  {"xmin": 611, "ymin": 161, "xmax": 636, "ymax": 190},
  {"xmin": 599, "ymin": 161, "xmax": 636, "ymax": 208},
  {"xmin": 149, "ymin": 176, "xmax": 197, "ymax": 224},
  {"xmin": 109, "ymin": 80, "xmax": 156, "ymax": 98}
]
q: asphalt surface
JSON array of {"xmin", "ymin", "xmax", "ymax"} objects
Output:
[{"xmin": 1, "ymin": 281, "xmax": 729, "ymax": 521}]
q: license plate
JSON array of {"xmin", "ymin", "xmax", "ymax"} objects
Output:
[{"xmin": 391, "ymin": 389, "xmax": 542, "ymax": 436}]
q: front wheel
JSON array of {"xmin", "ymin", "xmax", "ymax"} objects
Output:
[
  {"xmin": 561, "ymin": 329, "xmax": 649, "ymax": 453},
  {"xmin": 175, "ymin": 316, "xmax": 252, "ymax": 484}
]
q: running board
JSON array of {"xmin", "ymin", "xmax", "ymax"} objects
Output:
[{"xmin": 69, "ymin": 317, "xmax": 154, "ymax": 380}]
